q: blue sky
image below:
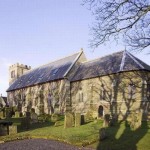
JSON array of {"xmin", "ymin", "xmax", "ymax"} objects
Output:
[{"xmin": 0, "ymin": 0, "xmax": 150, "ymax": 96}]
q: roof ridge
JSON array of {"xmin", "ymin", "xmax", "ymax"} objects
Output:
[
  {"xmin": 119, "ymin": 50, "xmax": 126, "ymax": 71},
  {"xmin": 126, "ymin": 51, "xmax": 144, "ymax": 69},
  {"xmin": 35, "ymin": 51, "xmax": 81, "ymax": 69},
  {"xmin": 63, "ymin": 51, "xmax": 83, "ymax": 77},
  {"xmin": 81, "ymin": 50, "xmax": 124, "ymax": 64}
]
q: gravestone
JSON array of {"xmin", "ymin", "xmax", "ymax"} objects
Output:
[
  {"xmin": 15, "ymin": 111, "xmax": 20, "ymax": 118},
  {"xmin": 64, "ymin": 112, "xmax": 74, "ymax": 128},
  {"xmin": 9, "ymin": 125, "xmax": 17, "ymax": 135},
  {"xmin": 103, "ymin": 114, "xmax": 110, "ymax": 127},
  {"xmin": 99, "ymin": 128, "xmax": 108, "ymax": 141},
  {"xmin": 21, "ymin": 117, "xmax": 30, "ymax": 129},
  {"xmin": 75, "ymin": 113, "xmax": 81, "ymax": 127},
  {"xmin": 31, "ymin": 112, "xmax": 38, "ymax": 123}
]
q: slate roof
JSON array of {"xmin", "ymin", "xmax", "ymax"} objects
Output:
[
  {"xmin": 71, "ymin": 50, "xmax": 150, "ymax": 82},
  {"xmin": 7, "ymin": 52, "xmax": 82, "ymax": 92}
]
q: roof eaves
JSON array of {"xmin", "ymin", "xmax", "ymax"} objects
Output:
[{"xmin": 6, "ymin": 77, "xmax": 64, "ymax": 92}]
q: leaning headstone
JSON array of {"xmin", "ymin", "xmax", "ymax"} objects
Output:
[
  {"xmin": 64, "ymin": 112, "xmax": 74, "ymax": 128},
  {"xmin": 9, "ymin": 125, "xmax": 17, "ymax": 135},
  {"xmin": 31, "ymin": 112, "xmax": 38, "ymax": 123},
  {"xmin": 99, "ymin": 128, "xmax": 108, "ymax": 141},
  {"xmin": 75, "ymin": 113, "xmax": 81, "ymax": 127},
  {"xmin": 103, "ymin": 114, "xmax": 110, "ymax": 127}
]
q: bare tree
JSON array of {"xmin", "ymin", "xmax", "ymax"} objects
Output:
[{"xmin": 83, "ymin": 0, "xmax": 150, "ymax": 52}]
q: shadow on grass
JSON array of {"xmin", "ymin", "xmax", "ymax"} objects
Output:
[{"xmin": 96, "ymin": 121, "xmax": 149, "ymax": 150}]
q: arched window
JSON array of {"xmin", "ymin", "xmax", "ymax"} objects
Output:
[
  {"xmin": 79, "ymin": 90, "xmax": 83, "ymax": 102},
  {"xmin": 77, "ymin": 88, "xmax": 83, "ymax": 102},
  {"xmin": 100, "ymin": 84, "xmax": 106, "ymax": 100}
]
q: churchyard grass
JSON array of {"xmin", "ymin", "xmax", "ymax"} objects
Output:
[{"xmin": 0, "ymin": 117, "xmax": 150, "ymax": 150}]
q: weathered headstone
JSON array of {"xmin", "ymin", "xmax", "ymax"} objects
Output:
[
  {"xmin": 15, "ymin": 111, "xmax": 20, "ymax": 118},
  {"xmin": 9, "ymin": 125, "xmax": 17, "ymax": 135},
  {"xmin": 103, "ymin": 114, "xmax": 110, "ymax": 127},
  {"xmin": 99, "ymin": 128, "xmax": 108, "ymax": 141},
  {"xmin": 31, "ymin": 112, "xmax": 38, "ymax": 123},
  {"xmin": 75, "ymin": 113, "xmax": 81, "ymax": 127},
  {"xmin": 64, "ymin": 112, "xmax": 74, "ymax": 128}
]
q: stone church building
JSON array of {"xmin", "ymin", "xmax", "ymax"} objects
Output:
[{"xmin": 7, "ymin": 50, "xmax": 150, "ymax": 120}]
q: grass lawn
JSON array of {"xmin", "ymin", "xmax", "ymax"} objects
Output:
[{"xmin": 0, "ymin": 117, "xmax": 150, "ymax": 150}]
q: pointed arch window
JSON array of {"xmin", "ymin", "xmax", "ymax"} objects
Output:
[
  {"xmin": 77, "ymin": 88, "xmax": 83, "ymax": 102},
  {"xmin": 100, "ymin": 84, "xmax": 106, "ymax": 100},
  {"xmin": 79, "ymin": 90, "xmax": 83, "ymax": 102}
]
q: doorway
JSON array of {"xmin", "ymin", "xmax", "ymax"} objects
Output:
[{"xmin": 98, "ymin": 105, "xmax": 104, "ymax": 118}]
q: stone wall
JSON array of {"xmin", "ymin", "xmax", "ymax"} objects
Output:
[
  {"xmin": 71, "ymin": 71, "xmax": 150, "ymax": 120},
  {"xmin": 8, "ymin": 79, "xmax": 70, "ymax": 115}
]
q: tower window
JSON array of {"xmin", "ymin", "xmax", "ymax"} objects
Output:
[{"xmin": 11, "ymin": 71, "xmax": 15, "ymax": 78}]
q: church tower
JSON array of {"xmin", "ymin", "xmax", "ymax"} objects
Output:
[{"xmin": 9, "ymin": 63, "xmax": 31, "ymax": 85}]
